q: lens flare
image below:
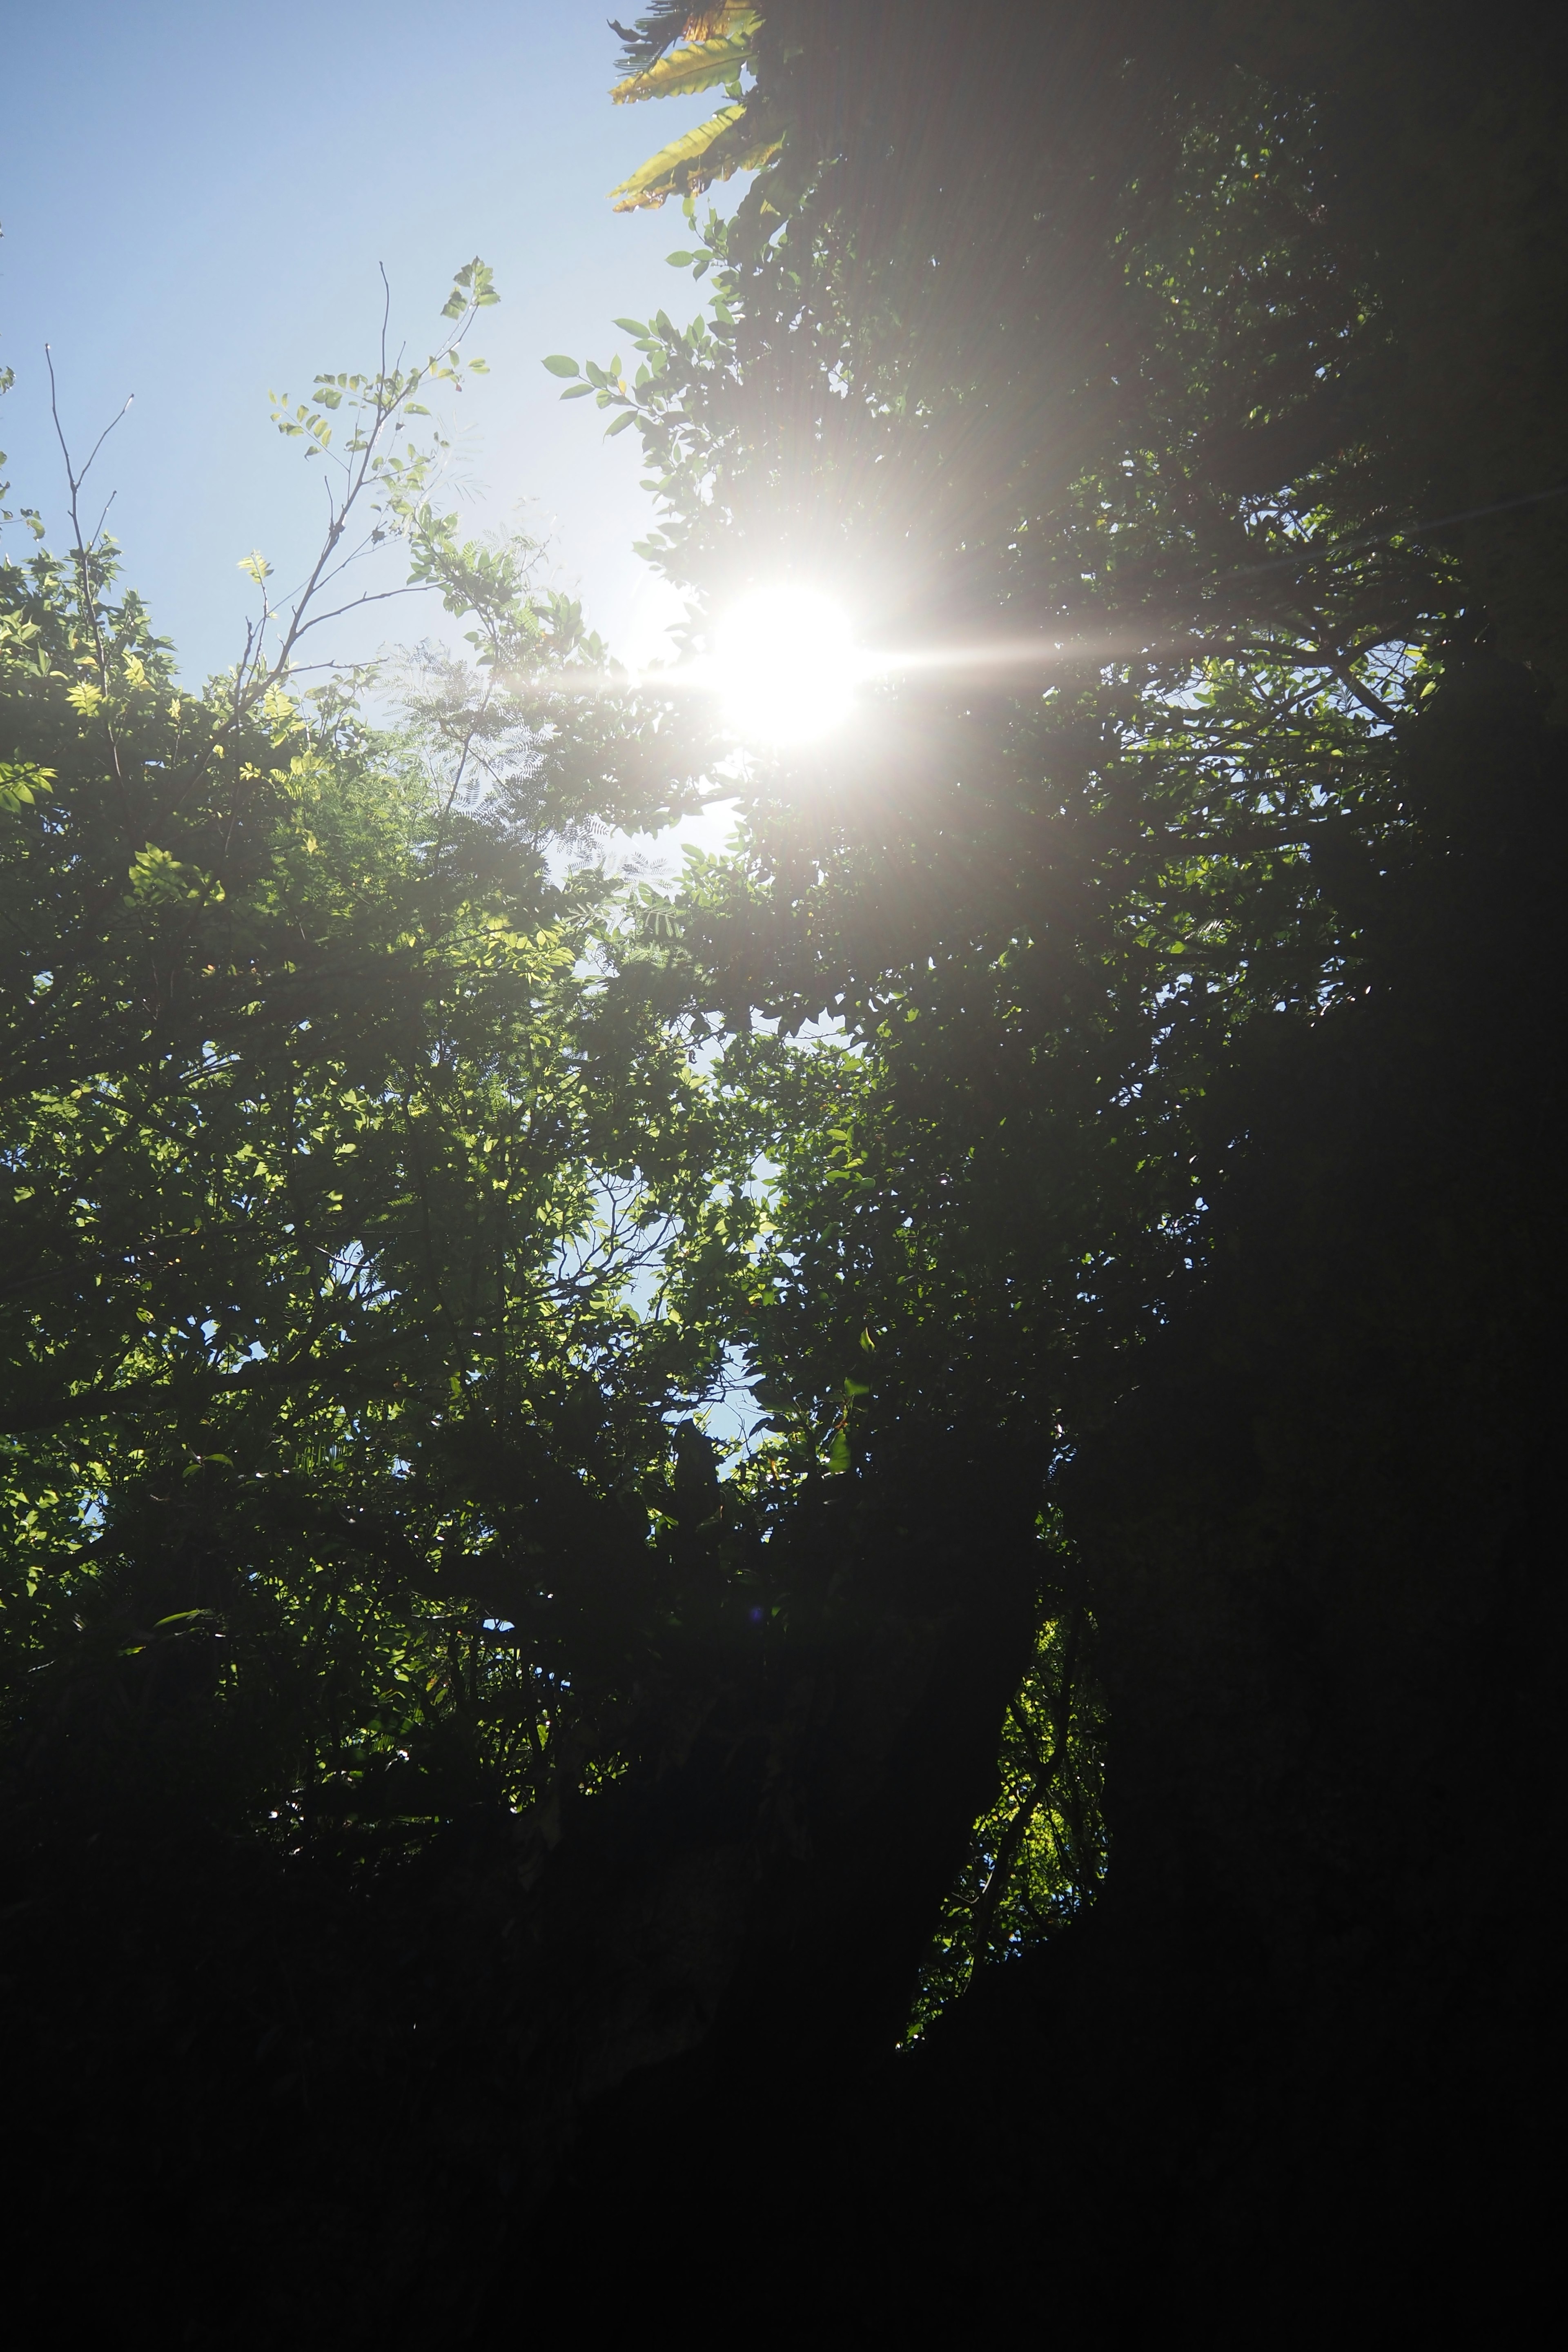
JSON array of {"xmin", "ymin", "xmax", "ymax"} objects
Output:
[{"xmin": 713, "ymin": 588, "xmax": 858, "ymax": 745}]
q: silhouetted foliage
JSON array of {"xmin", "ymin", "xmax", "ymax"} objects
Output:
[{"xmin": 4, "ymin": 7, "xmax": 1566, "ymax": 2340}]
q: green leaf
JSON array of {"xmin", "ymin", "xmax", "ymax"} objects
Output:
[
  {"xmin": 604, "ymin": 411, "xmax": 638, "ymax": 437},
  {"xmin": 0, "ymin": 760, "xmax": 55, "ymax": 815},
  {"xmin": 542, "ymin": 355, "xmax": 581, "ymax": 379},
  {"xmin": 608, "ymin": 102, "xmax": 748, "ymax": 212},
  {"xmin": 609, "ymin": 22, "xmax": 759, "ymax": 107}
]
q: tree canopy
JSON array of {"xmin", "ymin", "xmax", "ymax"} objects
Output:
[{"xmin": 4, "ymin": 7, "xmax": 1565, "ymax": 2341}]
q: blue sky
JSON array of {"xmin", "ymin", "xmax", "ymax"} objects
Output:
[{"xmin": 1, "ymin": 1, "xmax": 729, "ymax": 682}]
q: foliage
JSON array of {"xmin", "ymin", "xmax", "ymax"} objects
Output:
[
  {"xmin": 907, "ymin": 1591, "xmax": 1107, "ymax": 2036},
  {"xmin": 611, "ymin": 16, "xmax": 760, "ymax": 108},
  {"xmin": 535, "ymin": 6, "xmax": 1507, "ymax": 2010},
  {"xmin": 606, "ymin": 5, "xmax": 780, "ymax": 212},
  {"xmin": 6, "ymin": 14, "xmax": 1566, "ymax": 2328},
  {"xmin": 0, "ymin": 269, "xmax": 752, "ymax": 1881}
]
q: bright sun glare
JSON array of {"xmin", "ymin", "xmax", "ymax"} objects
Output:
[{"xmin": 713, "ymin": 587, "xmax": 858, "ymax": 745}]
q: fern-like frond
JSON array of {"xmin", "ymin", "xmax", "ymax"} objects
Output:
[
  {"xmin": 610, "ymin": 20, "xmax": 758, "ymax": 106},
  {"xmin": 609, "ymin": 3, "xmax": 753, "ymax": 76},
  {"xmin": 610, "ymin": 102, "xmax": 782, "ymax": 210}
]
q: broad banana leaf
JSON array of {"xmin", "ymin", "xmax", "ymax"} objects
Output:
[
  {"xmin": 610, "ymin": 13, "xmax": 760, "ymax": 105},
  {"xmin": 609, "ymin": 101, "xmax": 781, "ymax": 210}
]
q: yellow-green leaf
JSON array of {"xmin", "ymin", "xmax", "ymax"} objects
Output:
[
  {"xmin": 0, "ymin": 760, "xmax": 54, "ymax": 815},
  {"xmin": 610, "ymin": 19, "xmax": 758, "ymax": 107},
  {"xmin": 610, "ymin": 103, "xmax": 748, "ymax": 211},
  {"xmin": 127, "ymin": 843, "xmax": 224, "ymax": 908}
]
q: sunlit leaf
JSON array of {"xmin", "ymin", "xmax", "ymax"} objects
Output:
[
  {"xmin": 608, "ymin": 102, "xmax": 750, "ymax": 211},
  {"xmin": 610, "ymin": 20, "xmax": 759, "ymax": 107}
]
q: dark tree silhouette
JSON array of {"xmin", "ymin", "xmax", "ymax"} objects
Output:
[{"xmin": 3, "ymin": 9, "xmax": 1564, "ymax": 2339}]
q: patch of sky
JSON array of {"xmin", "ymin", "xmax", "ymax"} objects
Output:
[
  {"xmin": 1, "ymin": 2, "xmax": 753, "ymax": 688},
  {"xmin": 542, "ymin": 784, "xmax": 746, "ymax": 898},
  {"xmin": 689, "ymin": 1341, "xmax": 770, "ymax": 1459},
  {"xmin": 551, "ymin": 1172, "xmax": 674, "ymax": 1317}
]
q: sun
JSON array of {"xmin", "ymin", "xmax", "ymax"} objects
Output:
[{"xmin": 713, "ymin": 587, "xmax": 859, "ymax": 746}]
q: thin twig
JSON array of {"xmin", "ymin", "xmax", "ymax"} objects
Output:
[{"xmin": 45, "ymin": 346, "xmax": 134, "ymax": 837}]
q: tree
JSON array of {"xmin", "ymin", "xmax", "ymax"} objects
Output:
[
  {"xmin": 0, "ymin": 267, "xmax": 773, "ymax": 2335},
  {"xmin": 5, "ymin": 8, "xmax": 1566, "ymax": 2337},
  {"xmin": 524, "ymin": 4, "xmax": 1568, "ymax": 2330},
  {"xmin": 546, "ymin": 0, "xmax": 1454, "ymax": 1989}
]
